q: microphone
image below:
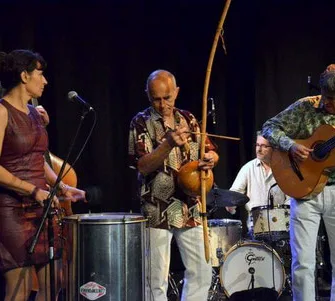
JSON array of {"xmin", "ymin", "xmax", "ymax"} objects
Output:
[
  {"xmin": 307, "ymin": 75, "xmax": 321, "ymax": 92},
  {"xmin": 68, "ymin": 91, "xmax": 94, "ymax": 111},
  {"xmin": 308, "ymin": 75, "xmax": 312, "ymax": 93},
  {"xmin": 307, "ymin": 75, "xmax": 311, "ymax": 85},
  {"xmin": 209, "ymin": 97, "xmax": 216, "ymax": 125}
]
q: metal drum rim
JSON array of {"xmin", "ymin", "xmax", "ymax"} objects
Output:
[
  {"xmin": 208, "ymin": 218, "xmax": 242, "ymax": 226},
  {"xmin": 62, "ymin": 212, "xmax": 147, "ymax": 224},
  {"xmin": 251, "ymin": 204, "xmax": 290, "ymax": 211}
]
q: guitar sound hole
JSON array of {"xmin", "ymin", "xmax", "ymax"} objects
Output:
[{"xmin": 312, "ymin": 143, "xmax": 328, "ymax": 161}]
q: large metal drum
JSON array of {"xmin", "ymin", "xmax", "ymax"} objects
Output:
[{"xmin": 63, "ymin": 213, "xmax": 147, "ymax": 301}]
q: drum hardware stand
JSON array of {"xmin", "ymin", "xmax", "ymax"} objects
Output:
[
  {"xmin": 284, "ymin": 273, "xmax": 293, "ymax": 296},
  {"xmin": 168, "ymin": 272, "xmax": 183, "ymax": 301},
  {"xmin": 28, "ymin": 183, "xmax": 62, "ymax": 301},
  {"xmin": 273, "ymin": 239, "xmax": 293, "ymax": 297},
  {"xmin": 208, "ymin": 268, "xmax": 225, "ymax": 301},
  {"xmin": 315, "ymin": 233, "xmax": 331, "ymax": 297},
  {"xmin": 248, "ymin": 267, "xmax": 255, "ymax": 290},
  {"xmin": 216, "ymin": 247, "xmax": 224, "ymax": 262}
]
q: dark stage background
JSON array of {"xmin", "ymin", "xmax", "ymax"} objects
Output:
[{"xmin": 0, "ymin": 0, "xmax": 335, "ymax": 214}]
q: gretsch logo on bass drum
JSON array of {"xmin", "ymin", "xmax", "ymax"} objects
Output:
[{"xmin": 245, "ymin": 249, "xmax": 265, "ymax": 265}]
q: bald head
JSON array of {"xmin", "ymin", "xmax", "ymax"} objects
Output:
[
  {"xmin": 146, "ymin": 69, "xmax": 177, "ymax": 92},
  {"xmin": 146, "ymin": 69, "xmax": 179, "ymax": 118}
]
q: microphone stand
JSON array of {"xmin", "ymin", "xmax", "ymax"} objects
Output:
[
  {"xmin": 28, "ymin": 107, "xmax": 91, "ymax": 301},
  {"xmin": 268, "ymin": 183, "xmax": 278, "ymax": 292}
]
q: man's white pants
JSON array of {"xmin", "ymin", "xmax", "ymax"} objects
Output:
[
  {"xmin": 146, "ymin": 226, "xmax": 212, "ymax": 301},
  {"xmin": 290, "ymin": 185, "xmax": 335, "ymax": 301}
]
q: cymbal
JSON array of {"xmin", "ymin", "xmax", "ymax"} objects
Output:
[{"xmin": 206, "ymin": 188, "xmax": 249, "ymax": 207}]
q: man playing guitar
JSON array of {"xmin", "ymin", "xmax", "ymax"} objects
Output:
[{"xmin": 262, "ymin": 64, "xmax": 335, "ymax": 301}]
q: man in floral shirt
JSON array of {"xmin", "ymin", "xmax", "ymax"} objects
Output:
[
  {"xmin": 262, "ymin": 65, "xmax": 335, "ymax": 301},
  {"xmin": 129, "ymin": 69, "xmax": 219, "ymax": 301}
]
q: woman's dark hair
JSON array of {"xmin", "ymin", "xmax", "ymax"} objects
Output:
[{"xmin": 0, "ymin": 49, "xmax": 46, "ymax": 92}]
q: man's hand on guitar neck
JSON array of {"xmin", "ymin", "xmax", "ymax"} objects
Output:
[{"xmin": 289, "ymin": 143, "xmax": 314, "ymax": 161}]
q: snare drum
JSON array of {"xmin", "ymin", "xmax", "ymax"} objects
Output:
[
  {"xmin": 251, "ymin": 205, "xmax": 290, "ymax": 241},
  {"xmin": 220, "ymin": 241, "xmax": 285, "ymax": 297},
  {"xmin": 208, "ymin": 219, "xmax": 242, "ymax": 267}
]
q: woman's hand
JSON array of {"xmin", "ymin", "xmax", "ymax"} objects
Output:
[
  {"xmin": 59, "ymin": 183, "xmax": 87, "ymax": 203},
  {"xmin": 32, "ymin": 187, "xmax": 59, "ymax": 208},
  {"xmin": 35, "ymin": 105, "xmax": 50, "ymax": 127}
]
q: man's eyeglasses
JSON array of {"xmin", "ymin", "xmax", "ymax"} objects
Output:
[{"xmin": 255, "ymin": 144, "xmax": 272, "ymax": 149}]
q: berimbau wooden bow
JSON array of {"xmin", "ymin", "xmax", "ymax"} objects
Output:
[{"xmin": 200, "ymin": 0, "xmax": 232, "ymax": 263}]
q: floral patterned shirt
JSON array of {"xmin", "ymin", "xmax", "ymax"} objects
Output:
[
  {"xmin": 262, "ymin": 95, "xmax": 335, "ymax": 184},
  {"xmin": 128, "ymin": 106, "xmax": 217, "ymax": 229}
]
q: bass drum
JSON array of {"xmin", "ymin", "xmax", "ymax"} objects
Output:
[{"xmin": 220, "ymin": 241, "xmax": 285, "ymax": 298}]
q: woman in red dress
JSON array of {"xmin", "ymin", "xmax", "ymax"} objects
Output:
[{"xmin": 0, "ymin": 49, "xmax": 86, "ymax": 301}]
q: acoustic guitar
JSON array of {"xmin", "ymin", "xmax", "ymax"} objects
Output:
[{"xmin": 271, "ymin": 124, "xmax": 335, "ymax": 199}]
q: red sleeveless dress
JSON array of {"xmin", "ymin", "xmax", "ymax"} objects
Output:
[{"xmin": 0, "ymin": 99, "xmax": 61, "ymax": 272}]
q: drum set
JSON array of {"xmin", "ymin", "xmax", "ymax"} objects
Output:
[
  {"xmin": 166, "ymin": 189, "xmax": 294, "ymax": 301},
  {"xmin": 207, "ymin": 204, "xmax": 292, "ymax": 300},
  {"xmin": 205, "ymin": 189, "xmax": 293, "ymax": 300}
]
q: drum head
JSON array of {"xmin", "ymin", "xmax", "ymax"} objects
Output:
[
  {"xmin": 220, "ymin": 241, "xmax": 285, "ymax": 297},
  {"xmin": 63, "ymin": 212, "xmax": 146, "ymax": 224},
  {"xmin": 208, "ymin": 219, "xmax": 242, "ymax": 227}
]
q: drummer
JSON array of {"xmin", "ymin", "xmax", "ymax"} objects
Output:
[{"xmin": 226, "ymin": 131, "xmax": 289, "ymax": 235}]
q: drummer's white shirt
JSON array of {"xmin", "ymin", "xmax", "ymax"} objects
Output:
[{"xmin": 230, "ymin": 158, "xmax": 289, "ymax": 212}]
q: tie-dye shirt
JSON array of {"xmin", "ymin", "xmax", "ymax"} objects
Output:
[
  {"xmin": 262, "ymin": 95, "xmax": 335, "ymax": 184},
  {"xmin": 128, "ymin": 106, "xmax": 217, "ymax": 229}
]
